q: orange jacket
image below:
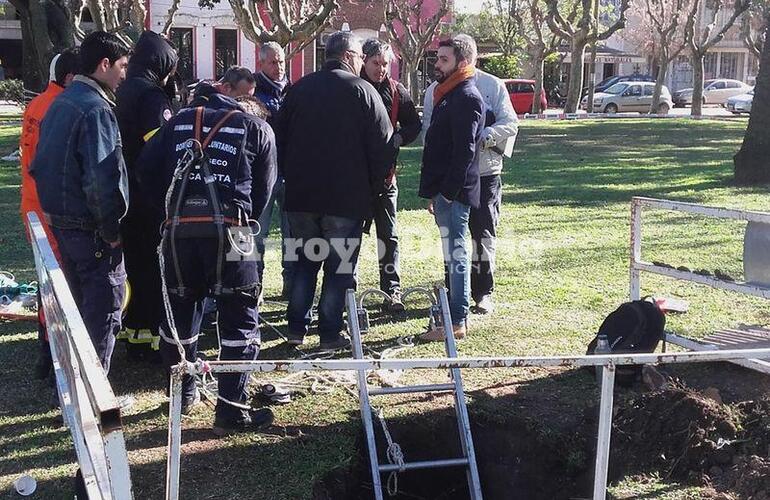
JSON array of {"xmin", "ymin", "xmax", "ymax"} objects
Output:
[{"xmin": 20, "ymin": 82, "xmax": 63, "ymax": 256}]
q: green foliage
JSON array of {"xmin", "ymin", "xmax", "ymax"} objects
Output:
[
  {"xmin": 480, "ymin": 54, "xmax": 522, "ymax": 78},
  {"xmin": 0, "ymin": 79, "xmax": 26, "ymax": 109}
]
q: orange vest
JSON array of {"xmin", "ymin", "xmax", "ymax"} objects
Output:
[{"xmin": 20, "ymin": 82, "xmax": 63, "ymax": 257}]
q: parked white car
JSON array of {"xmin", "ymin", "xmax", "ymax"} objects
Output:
[
  {"xmin": 726, "ymin": 89, "xmax": 754, "ymax": 114},
  {"xmin": 673, "ymin": 79, "xmax": 752, "ymax": 106},
  {"xmin": 581, "ymin": 81, "xmax": 674, "ymax": 114}
]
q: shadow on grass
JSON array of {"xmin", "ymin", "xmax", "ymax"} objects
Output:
[{"xmin": 396, "ymin": 121, "xmax": 752, "ymax": 212}]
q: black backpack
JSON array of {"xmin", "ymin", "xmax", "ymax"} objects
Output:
[{"xmin": 586, "ymin": 298, "xmax": 666, "ymax": 386}]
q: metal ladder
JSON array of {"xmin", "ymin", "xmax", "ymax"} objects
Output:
[{"xmin": 345, "ymin": 286, "xmax": 483, "ymax": 500}]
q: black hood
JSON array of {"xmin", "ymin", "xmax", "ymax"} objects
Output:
[{"xmin": 127, "ymin": 31, "xmax": 179, "ymax": 85}]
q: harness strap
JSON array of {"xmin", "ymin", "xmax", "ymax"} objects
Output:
[
  {"xmin": 164, "ymin": 216, "xmax": 243, "ymax": 227},
  {"xmin": 191, "ymin": 108, "xmax": 240, "ymax": 297}
]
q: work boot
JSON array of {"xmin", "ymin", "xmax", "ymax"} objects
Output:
[
  {"xmin": 473, "ymin": 295, "xmax": 494, "ymax": 315},
  {"xmin": 181, "ymin": 388, "xmax": 201, "ymax": 416},
  {"xmin": 419, "ymin": 323, "xmax": 467, "ymax": 343},
  {"xmin": 285, "ymin": 332, "xmax": 305, "ymax": 346},
  {"xmin": 319, "ymin": 334, "xmax": 351, "ymax": 352},
  {"xmin": 212, "ymin": 408, "xmax": 274, "ymax": 437},
  {"xmin": 385, "ymin": 288, "xmax": 406, "ymax": 313}
]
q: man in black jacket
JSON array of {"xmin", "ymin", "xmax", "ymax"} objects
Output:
[
  {"xmin": 277, "ymin": 31, "xmax": 392, "ymax": 351},
  {"xmin": 419, "ymin": 35, "xmax": 485, "ymax": 342},
  {"xmin": 137, "ymin": 92, "xmax": 277, "ymax": 434},
  {"xmin": 360, "ymin": 38, "xmax": 421, "ymax": 312},
  {"xmin": 116, "ymin": 30, "xmax": 179, "ymax": 359}
]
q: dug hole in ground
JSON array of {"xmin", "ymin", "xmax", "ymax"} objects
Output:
[{"xmin": 311, "ymin": 362, "xmax": 770, "ymax": 499}]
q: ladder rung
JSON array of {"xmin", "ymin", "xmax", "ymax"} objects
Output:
[
  {"xmin": 369, "ymin": 383, "xmax": 455, "ymax": 396},
  {"xmin": 379, "ymin": 458, "xmax": 469, "ymax": 472}
]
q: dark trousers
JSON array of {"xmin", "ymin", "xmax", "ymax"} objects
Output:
[
  {"xmin": 52, "ymin": 228, "xmax": 126, "ymax": 374},
  {"xmin": 121, "ymin": 208, "xmax": 163, "ymax": 333},
  {"xmin": 255, "ymin": 177, "xmax": 295, "ymax": 291},
  {"xmin": 159, "ymin": 238, "xmax": 260, "ymax": 420},
  {"xmin": 286, "ymin": 212, "xmax": 362, "ymax": 342},
  {"xmin": 469, "ymin": 175, "xmax": 502, "ymax": 301},
  {"xmin": 373, "ymin": 182, "xmax": 401, "ymax": 294}
]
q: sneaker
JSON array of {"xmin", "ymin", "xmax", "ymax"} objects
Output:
[
  {"xmin": 474, "ymin": 295, "xmax": 494, "ymax": 315},
  {"xmin": 319, "ymin": 335, "xmax": 352, "ymax": 352},
  {"xmin": 285, "ymin": 332, "xmax": 305, "ymax": 346},
  {"xmin": 386, "ymin": 289, "xmax": 406, "ymax": 313},
  {"xmin": 418, "ymin": 324, "xmax": 467, "ymax": 342},
  {"xmin": 213, "ymin": 408, "xmax": 274, "ymax": 437},
  {"xmin": 181, "ymin": 388, "xmax": 201, "ymax": 415}
]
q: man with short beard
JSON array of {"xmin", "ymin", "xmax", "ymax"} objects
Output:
[
  {"xmin": 423, "ymin": 35, "xmax": 518, "ymax": 316},
  {"xmin": 419, "ymin": 35, "xmax": 485, "ymax": 342}
]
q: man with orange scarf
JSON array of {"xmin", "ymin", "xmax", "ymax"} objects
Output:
[{"xmin": 419, "ymin": 35, "xmax": 485, "ymax": 342}]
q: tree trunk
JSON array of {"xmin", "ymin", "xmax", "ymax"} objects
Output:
[
  {"xmin": 401, "ymin": 59, "xmax": 420, "ymax": 103},
  {"xmin": 585, "ymin": 40, "xmax": 597, "ymax": 112},
  {"xmin": 532, "ymin": 52, "xmax": 545, "ymax": 114},
  {"xmin": 734, "ymin": 22, "xmax": 770, "ymax": 184},
  {"xmin": 565, "ymin": 38, "xmax": 587, "ymax": 113},
  {"xmin": 690, "ymin": 51, "xmax": 705, "ymax": 117},
  {"xmin": 650, "ymin": 53, "xmax": 668, "ymax": 113},
  {"xmin": 11, "ymin": 0, "xmax": 54, "ymax": 92}
]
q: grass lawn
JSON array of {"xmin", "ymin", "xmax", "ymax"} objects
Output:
[{"xmin": 0, "ymin": 118, "xmax": 767, "ymax": 499}]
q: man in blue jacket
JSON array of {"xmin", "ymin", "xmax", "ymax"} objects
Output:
[
  {"xmin": 253, "ymin": 42, "xmax": 294, "ymax": 301},
  {"xmin": 31, "ymin": 31, "xmax": 131, "ymax": 372},
  {"xmin": 419, "ymin": 35, "xmax": 485, "ymax": 342}
]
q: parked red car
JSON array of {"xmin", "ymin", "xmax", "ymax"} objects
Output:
[{"xmin": 503, "ymin": 79, "xmax": 548, "ymax": 114}]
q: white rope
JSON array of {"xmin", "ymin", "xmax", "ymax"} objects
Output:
[
  {"xmin": 158, "ymin": 146, "xmax": 254, "ymax": 412},
  {"xmin": 376, "ymin": 407, "xmax": 406, "ymax": 497}
]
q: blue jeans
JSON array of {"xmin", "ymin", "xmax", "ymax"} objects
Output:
[
  {"xmin": 255, "ymin": 177, "xmax": 294, "ymax": 290},
  {"xmin": 286, "ymin": 212, "xmax": 362, "ymax": 342},
  {"xmin": 432, "ymin": 195, "xmax": 471, "ymax": 326}
]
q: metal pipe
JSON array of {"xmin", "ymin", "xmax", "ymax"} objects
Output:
[
  {"xmin": 358, "ymin": 288, "xmax": 392, "ymax": 308},
  {"xmin": 369, "ymin": 383, "xmax": 455, "ymax": 396},
  {"xmin": 401, "ymin": 286, "xmax": 437, "ymax": 305},
  {"xmin": 634, "ymin": 261, "xmax": 770, "ymax": 299},
  {"xmin": 199, "ymin": 346, "xmax": 770, "ymax": 374},
  {"xmin": 633, "ymin": 196, "xmax": 770, "ymax": 224},
  {"xmin": 593, "ymin": 365, "xmax": 616, "ymax": 500},
  {"xmin": 346, "ymin": 289, "xmax": 384, "ymax": 500},
  {"xmin": 378, "ymin": 458, "xmax": 469, "ymax": 472},
  {"xmin": 629, "ymin": 199, "xmax": 642, "ymax": 301},
  {"xmin": 436, "ymin": 287, "xmax": 483, "ymax": 500},
  {"xmin": 165, "ymin": 365, "xmax": 184, "ymax": 500}
]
